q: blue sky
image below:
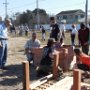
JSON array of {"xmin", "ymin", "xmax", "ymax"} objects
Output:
[{"xmin": 0, "ymin": 0, "xmax": 90, "ymax": 18}]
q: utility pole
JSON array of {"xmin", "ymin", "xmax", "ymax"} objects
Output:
[
  {"xmin": 3, "ymin": 0, "xmax": 8, "ymax": 19},
  {"xmin": 85, "ymin": 0, "xmax": 88, "ymax": 26},
  {"xmin": 36, "ymin": 0, "xmax": 40, "ymax": 30}
]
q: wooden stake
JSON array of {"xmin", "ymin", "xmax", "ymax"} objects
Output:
[
  {"xmin": 73, "ymin": 69, "xmax": 81, "ymax": 90},
  {"xmin": 53, "ymin": 52, "xmax": 59, "ymax": 79},
  {"xmin": 22, "ymin": 61, "xmax": 30, "ymax": 90}
]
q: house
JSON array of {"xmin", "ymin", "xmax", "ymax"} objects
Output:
[
  {"xmin": 78, "ymin": 15, "xmax": 90, "ymax": 23},
  {"xmin": 56, "ymin": 9, "xmax": 85, "ymax": 24}
]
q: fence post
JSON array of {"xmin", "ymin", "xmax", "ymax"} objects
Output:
[
  {"xmin": 22, "ymin": 61, "xmax": 30, "ymax": 90},
  {"xmin": 53, "ymin": 52, "xmax": 59, "ymax": 79},
  {"xmin": 73, "ymin": 69, "xmax": 81, "ymax": 90}
]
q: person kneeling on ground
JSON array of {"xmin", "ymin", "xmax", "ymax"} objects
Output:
[
  {"xmin": 73, "ymin": 48, "xmax": 90, "ymax": 78},
  {"xmin": 24, "ymin": 32, "xmax": 41, "ymax": 65},
  {"xmin": 37, "ymin": 38, "xmax": 63, "ymax": 77}
]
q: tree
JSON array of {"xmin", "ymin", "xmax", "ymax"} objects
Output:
[
  {"xmin": 15, "ymin": 8, "xmax": 50, "ymax": 27},
  {"xmin": 32, "ymin": 8, "xmax": 47, "ymax": 15}
]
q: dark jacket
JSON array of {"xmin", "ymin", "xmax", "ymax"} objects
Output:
[
  {"xmin": 78, "ymin": 27, "xmax": 89, "ymax": 46},
  {"xmin": 50, "ymin": 23, "xmax": 60, "ymax": 41},
  {"xmin": 40, "ymin": 46, "xmax": 54, "ymax": 65}
]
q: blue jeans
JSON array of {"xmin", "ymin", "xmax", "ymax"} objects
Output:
[
  {"xmin": 71, "ymin": 34, "xmax": 75, "ymax": 46},
  {"xmin": 26, "ymin": 53, "xmax": 33, "ymax": 61},
  {"xmin": 0, "ymin": 40, "xmax": 7, "ymax": 67}
]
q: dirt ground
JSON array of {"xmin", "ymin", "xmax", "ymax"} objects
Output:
[
  {"xmin": 0, "ymin": 37, "xmax": 38, "ymax": 90},
  {"xmin": 0, "ymin": 34, "xmax": 90, "ymax": 90}
]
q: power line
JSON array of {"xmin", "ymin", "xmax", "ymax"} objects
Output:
[
  {"xmin": 8, "ymin": 1, "xmax": 36, "ymax": 11},
  {"xmin": 47, "ymin": 2, "xmax": 85, "ymax": 11},
  {"xmin": 3, "ymin": 1, "xmax": 84, "ymax": 13},
  {"xmin": 7, "ymin": 0, "xmax": 46, "ymax": 12},
  {"xmin": 0, "ymin": 0, "xmax": 47, "ymax": 17},
  {"xmin": 0, "ymin": 0, "xmax": 86, "ymax": 17}
]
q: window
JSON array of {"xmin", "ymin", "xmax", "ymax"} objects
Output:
[
  {"xmin": 57, "ymin": 16, "xmax": 63, "ymax": 20},
  {"xmin": 63, "ymin": 15, "xmax": 67, "ymax": 19},
  {"xmin": 75, "ymin": 15, "xmax": 78, "ymax": 19},
  {"xmin": 80, "ymin": 15, "xmax": 84, "ymax": 18}
]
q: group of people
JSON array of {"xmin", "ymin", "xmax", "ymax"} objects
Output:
[
  {"xmin": 24, "ymin": 33, "xmax": 63, "ymax": 77},
  {"xmin": 18, "ymin": 24, "xmax": 29, "ymax": 36},
  {"xmin": 24, "ymin": 16, "xmax": 90, "ymax": 77},
  {"xmin": 71, "ymin": 23, "xmax": 90, "ymax": 77},
  {"xmin": 24, "ymin": 16, "xmax": 65, "ymax": 76},
  {"xmin": 10, "ymin": 25, "xmax": 16, "ymax": 35},
  {"xmin": 0, "ymin": 15, "xmax": 90, "ymax": 79}
]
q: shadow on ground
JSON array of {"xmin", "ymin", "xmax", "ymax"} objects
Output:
[{"xmin": 0, "ymin": 64, "xmax": 39, "ymax": 86}]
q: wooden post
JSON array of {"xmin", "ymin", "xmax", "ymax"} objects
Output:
[
  {"xmin": 63, "ymin": 48, "xmax": 68, "ymax": 72},
  {"xmin": 22, "ymin": 61, "xmax": 30, "ymax": 90},
  {"xmin": 73, "ymin": 69, "xmax": 81, "ymax": 90},
  {"xmin": 53, "ymin": 52, "xmax": 59, "ymax": 79}
]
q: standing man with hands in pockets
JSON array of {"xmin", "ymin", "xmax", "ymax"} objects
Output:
[{"xmin": 0, "ymin": 16, "xmax": 11, "ymax": 69}]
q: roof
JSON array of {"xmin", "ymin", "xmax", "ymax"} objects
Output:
[{"xmin": 57, "ymin": 9, "xmax": 85, "ymax": 15}]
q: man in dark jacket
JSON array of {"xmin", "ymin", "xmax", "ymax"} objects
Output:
[
  {"xmin": 50, "ymin": 17, "xmax": 60, "ymax": 41},
  {"xmin": 78, "ymin": 23, "xmax": 89, "ymax": 55}
]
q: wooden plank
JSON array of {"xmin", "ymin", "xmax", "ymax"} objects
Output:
[
  {"xmin": 30, "ymin": 74, "xmax": 53, "ymax": 89},
  {"xmin": 45, "ymin": 77, "xmax": 73, "ymax": 90},
  {"xmin": 81, "ymin": 82, "xmax": 90, "ymax": 87},
  {"xmin": 32, "ymin": 47, "xmax": 43, "ymax": 66},
  {"xmin": 22, "ymin": 61, "xmax": 30, "ymax": 90}
]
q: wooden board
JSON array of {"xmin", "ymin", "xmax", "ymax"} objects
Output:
[
  {"xmin": 81, "ymin": 82, "xmax": 90, "ymax": 87},
  {"xmin": 30, "ymin": 74, "xmax": 53, "ymax": 89},
  {"xmin": 46, "ymin": 77, "xmax": 73, "ymax": 90}
]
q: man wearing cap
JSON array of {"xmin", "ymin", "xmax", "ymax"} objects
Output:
[
  {"xmin": 24, "ymin": 32, "xmax": 41, "ymax": 65},
  {"xmin": 37, "ymin": 38, "xmax": 63, "ymax": 77},
  {"xmin": 0, "ymin": 17, "xmax": 11, "ymax": 69}
]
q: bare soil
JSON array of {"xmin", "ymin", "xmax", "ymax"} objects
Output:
[
  {"xmin": 0, "ymin": 33, "xmax": 90, "ymax": 90},
  {"xmin": 0, "ymin": 37, "xmax": 38, "ymax": 90}
]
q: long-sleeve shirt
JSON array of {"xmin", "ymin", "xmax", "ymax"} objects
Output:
[
  {"xmin": 78, "ymin": 28, "xmax": 89, "ymax": 46},
  {"xmin": 0, "ymin": 22, "xmax": 8, "ymax": 39}
]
